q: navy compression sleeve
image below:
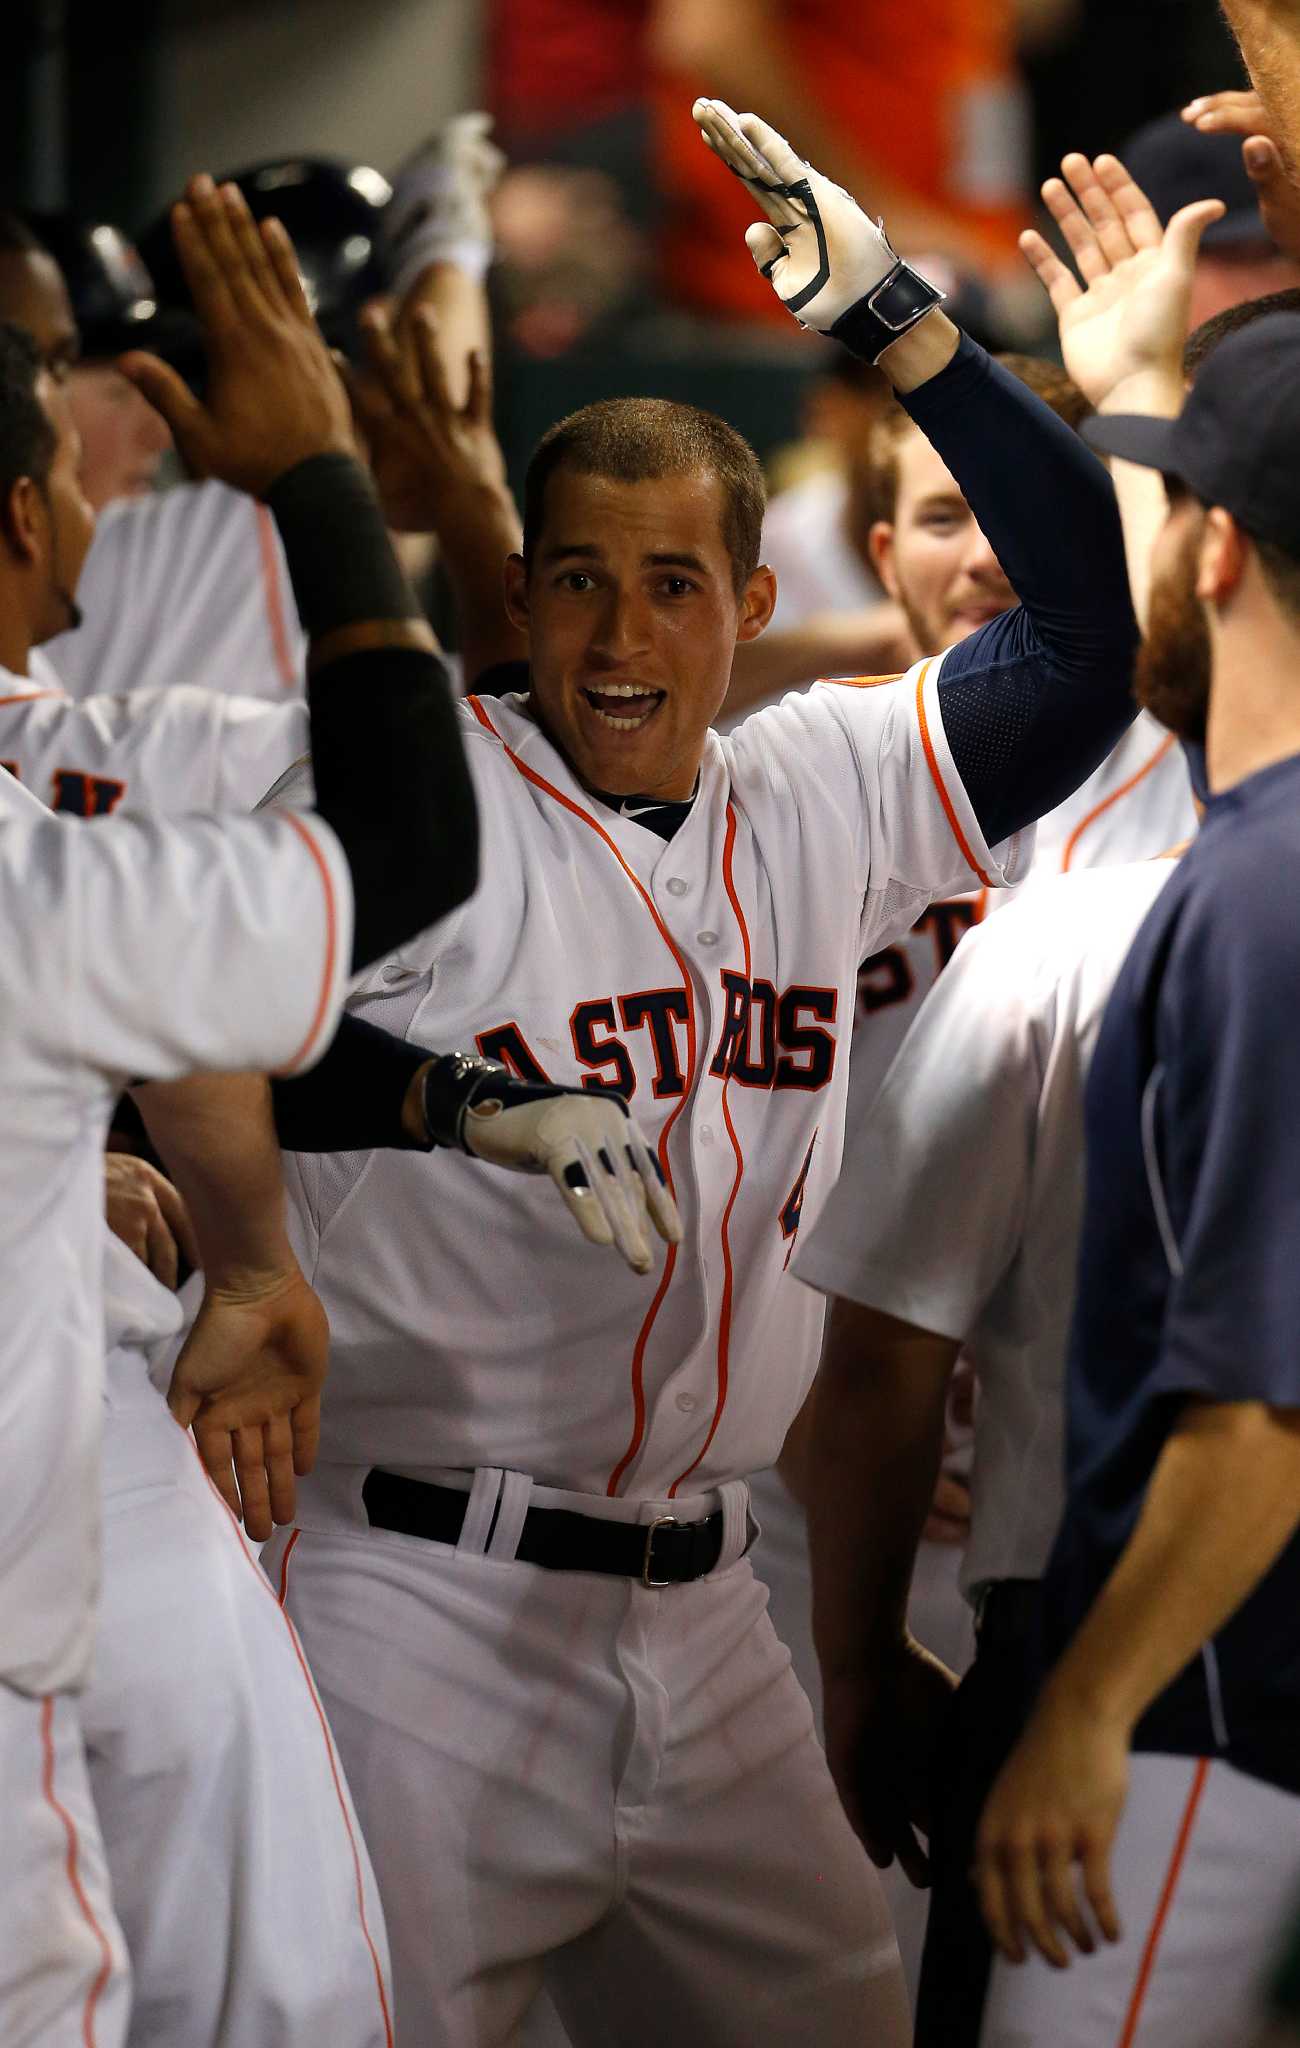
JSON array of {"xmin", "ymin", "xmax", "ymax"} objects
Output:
[
  {"xmin": 269, "ymin": 1011, "xmax": 430, "ymax": 1152},
  {"xmin": 898, "ymin": 336, "xmax": 1139, "ymax": 846},
  {"xmin": 267, "ymin": 454, "xmax": 479, "ymax": 971}
]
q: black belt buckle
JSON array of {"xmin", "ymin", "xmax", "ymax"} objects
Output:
[{"xmin": 642, "ymin": 1513, "xmax": 678, "ymax": 1588}]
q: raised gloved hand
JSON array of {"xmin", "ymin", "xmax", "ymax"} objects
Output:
[
  {"xmin": 692, "ymin": 98, "xmax": 945, "ymax": 359},
  {"xmin": 421, "ymin": 1055, "xmax": 682, "ymax": 1276}
]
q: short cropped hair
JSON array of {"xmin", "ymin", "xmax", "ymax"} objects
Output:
[
  {"xmin": 1183, "ymin": 287, "xmax": 1300, "ymax": 377},
  {"xmin": 0, "ymin": 212, "xmax": 46, "ymax": 258},
  {"xmin": 523, "ymin": 397, "xmax": 767, "ymax": 593},
  {"xmin": 859, "ymin": 353, "xmax": 1093, "ymax": 531},
  {"xmin": 0, "ymin": 321, "xmax": 55, "ymax": 500}
]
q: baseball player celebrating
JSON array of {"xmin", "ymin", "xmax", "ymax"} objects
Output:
[
  {"xmin": 970, "ymin": 298, "xmax": 1300, "ymax": 2048},
  {"xmin": 256, "ymin": 101, "xmax": 1142, "ymax": 2045},
  {"xmin": 0, "ymin": 173, "xmax": 479, "ymax": 2046}
]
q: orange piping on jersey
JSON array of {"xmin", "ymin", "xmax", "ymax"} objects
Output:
[
  {"xmin": 913, "ymin": 660, "xmax": 994, "ymax": 888},
  {"xmin": 669, "ymin": 800, "xmax": 748, "ymax": 1498},
  {"xmin": 1116, "ymin": 1757, "xmax": 1209, "ymax": 2048},
  {"xmin": 40, "ymin": 1695, "xmax": 116, "ymax": 2046},
  {"xmin": 465, "ymin": 696, "xmax": 699, "ymax": 1498},
  {"xmin": 277, "ymin": 1526, "xmax": 301, "ymax": 1607},
  {"xmin": 0, "ymin": 690, "xmax": 63, "ymax": 707},
  {"xmin": 194, "ymin": 1457, "xmax": 394, "ymax": 2048},
  {"xmin": 1060, "ymin": 732, "xmax": 1178, "ymax": 873},
  {"xmin": 826, "ymin": 672, "xmax": 907, "ymax": 690},
  {"xmin": 256, "ymin": 503, "xmax": 299, "ymax": 690},
  {"xmin": 277, "ymin": 814, "xmax": 340, "ymax": 1075}
]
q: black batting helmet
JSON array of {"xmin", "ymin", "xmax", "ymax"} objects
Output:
[
  {"xmin": 138, "ymin": 158, "xmax": 393, "ymax": 356},
  {"xmin": 22, "ymin": 212, "xmax": 201, "ymax": 367}
]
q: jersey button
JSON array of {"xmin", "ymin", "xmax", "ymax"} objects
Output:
[
  {"xmin": 700, "ymin": 1125, "xmax": 714, "ymax": 1144},
  {"xmin": 675, "ymin": 1391, "xmax": 698, "ymax": 1413},
  {"xmin": 665, "ymin": 877, "xmax": 689, "ymax": 897},
  {"xmin": 697, "ymin": 929, "xmax": 718, "ymax": 946}
]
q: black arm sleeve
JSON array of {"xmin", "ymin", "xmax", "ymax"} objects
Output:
[
  {"xmin": 897, "ymin": 335, "xmax": 1140, "ymax": 847},
  {"xmin": 269, "ymin": 1012, "xmax": 431, "ymax": 1152},
  {"xmin": 266, "ymin": 454, "xmax": 480, "ymax": 971}
]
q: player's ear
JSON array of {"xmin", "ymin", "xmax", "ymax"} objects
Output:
[
  {"xmin": 868, "ymin": 521, "xmax": 899, "ymax": 597},
  {"xmin": 0, "ymin": 475, "xmax": 46, "ymax": 565},
  {"xmin": 1196, "ymin": 507, "xmax": 1245, "ymax": 605},
  {"xmin": 504, "ymin": 552, "xmax": 530, "ymax": 632},
  {"xmin": 736, "ymin": 562, "xmax": 777, "ymax": 641}
]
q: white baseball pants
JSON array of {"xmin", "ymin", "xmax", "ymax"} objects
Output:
[
  {"xmin": 79, "ymin": 1356, "xmax": 394, "ymax": 2048},
  {"xmin": 264, "ymin": 1466, "xmax": 910, "ymax": 2048},
  {"xmin": 980, "ymin": 1752, "xmax": 1300, "ymax": 2046},
  {"xmin": 0, "ymin": 1682, "xmax": 130, "ymax": 2047}
]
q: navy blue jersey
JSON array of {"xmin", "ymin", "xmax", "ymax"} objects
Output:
[{"xmin": 1045, "ymin": 750, "xmax": 1300, "ymax": 1795}]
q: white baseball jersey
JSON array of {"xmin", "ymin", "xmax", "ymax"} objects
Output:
[
  {"xmin": 761, "ymin": 470, "xmax": 882, "ymax": 629},
  {"xmin": 0, "ymin": 650, "xmax": 306, "ymax": 816},
  {"xmin": 284, "ymin": 659, "xmax": 1032, "ymax": 1501},
  {"xmin": 849, "ymin": 710, "xmax": 1193, "ymax": 1103},
  {"xmin": 45, "ymin": 479, "xmax": 306, "ymax": 702},
  {"xmin": 796, "ymin": 856, "xmax": 1178, "ymax": 1601},
  {"xmin": 0, "ymin": 767, "xmax": 351, "ymax": 1696}
]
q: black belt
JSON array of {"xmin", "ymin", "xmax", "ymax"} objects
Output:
[{"xmin": 362, "ymin": 1469, "xmax": 725, "ymax": 1587}]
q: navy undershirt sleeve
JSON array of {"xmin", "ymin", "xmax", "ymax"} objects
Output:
[
  {"xmin": 899, "ymin": 336, "xmax": 1139, "ymax": 846},
  {"xmin": 269, "ymin": 1012, "xmax": 430, "ymax": 1153}
]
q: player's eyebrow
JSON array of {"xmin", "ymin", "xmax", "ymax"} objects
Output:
[
  {"xmin": 540, "ymin": 543, "xmax": 712, "ymax": 574},
  {"xmin": 643, "ymin": 551, "xmax": 709, "ymax": 574}
]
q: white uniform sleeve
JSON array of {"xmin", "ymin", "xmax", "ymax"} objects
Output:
[
  {"xmin": 794, "ymin": 909, "xmax": 1042, "ymax": 1338},
  {"xmin": 2, "ymin": 807, "xmax": 352, "ymax": 1081},
  {"xmin": 727, "ymin": 654, "xmax": 1034, "ymax": 954},
  {"xmin": 213, "ymin": 697, "xmax": 310, "ymax": 810}
]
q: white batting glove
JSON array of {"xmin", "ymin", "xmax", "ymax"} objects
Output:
[
  {"xmin": 419, "ymin": 1053, "xmax": 681, "ymax": 1275},
  {"xmin": 692, "ymin": 98, "xmax": 945, "ymax": 355},
  {"xmin": 464, "ymin": 1089, "xmax": 681, "ymax": 1276}
]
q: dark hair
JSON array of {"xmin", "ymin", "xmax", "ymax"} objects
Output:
[
  {"xmin": 523, "ymin": 397, "xmax": 766, "ymax": 594},
  {"xmin": 0, "ymin": 321, "xmax": 55, "ymax": 499},
  {"xmin": 859, "ymin": 352, "xmax": 1092, "ymax": 531},
  {"xmin": 1183, "ymin": 287, "xmax": 1300, "ymax": 376}
]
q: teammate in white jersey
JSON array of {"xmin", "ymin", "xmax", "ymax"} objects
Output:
[
  {"xmin": 0, "ymin": 177, "xmax": 480, "ymax": 2045},
  {"xmin": 252, "ymin": 103, "xmax": 1148, "ymax": 2044}
]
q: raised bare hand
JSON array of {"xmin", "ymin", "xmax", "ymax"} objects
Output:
[
  {"xmin": 118, "ymin": 174, "xmax": 356, "ymax": 498},
  {"xmin": 1020, "ymin": 154, "xmax": 1224, "ymax": 407},
  {"xmin": 348, "ymin": 303, "xmax": 510, "ymax": 534}
]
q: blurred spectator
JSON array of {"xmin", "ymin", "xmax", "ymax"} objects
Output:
[
  {"xmin": 1121, "ymin": 109, "xmax": 1300, "ymax": 327},
  {"xmin": 649, "ymin": 0, "xmax": 1033, "ymax": 326},
  {"xmin": 761, "ymin": 355, "xmax": 893, "ymax": 630}
]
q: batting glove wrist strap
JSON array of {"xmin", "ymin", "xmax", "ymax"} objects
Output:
[
  {"xmin": 828, "ymin": 257, "xmax": 947, "ymax": 365},
  {"xmin": 420, "ymin": 1052, "xmax": 515, "ymax": 1150}
]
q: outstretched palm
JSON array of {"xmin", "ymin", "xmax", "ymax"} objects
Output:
[{"xmin": 1020, "ymin": 153, "xmax": 1224, "ymax": 408}]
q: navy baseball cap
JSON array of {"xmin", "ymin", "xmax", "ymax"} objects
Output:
[
  {"xmin": 1084, "ymin": 311, "xmax": 1300, "ymax": 552},
  {"xmin": 1122, "ymin": 110, "xmax": 1274, "ymax": 252}
]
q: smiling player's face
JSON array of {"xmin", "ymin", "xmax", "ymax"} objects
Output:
[
  {"xmin": 870, "ymin": 427, "xmax": 1016, "ymax": 653},
  {"xmin": 505, "ymin": 465, "xmax": 775, "ymax": 801}
]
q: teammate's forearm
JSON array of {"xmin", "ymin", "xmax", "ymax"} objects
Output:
[
  {"xmin": 132, "ymin": 1072, "xmax": 297, "ymax": 1287},
  {"xmin": 808, "ymin": 1300, "xmax": 958, "ymax": 1682},
  {"xmin": 1100, "ymin": 367, "xmax": 1185, "ymax": 634},
  {"xmin": 435, "ymin": 480, "xmax": 531, "ymax": 683},
  {"xmin": 264, "ymin": 453, "xmax": 479, "ymax": 968},
  {"xmin": 724, "ymin": 609, "xmax": 914, "ymax": 713},
  {"xmin": 1041, "ymin": 1397, "xmax": 1300, "ymax": 1733}
]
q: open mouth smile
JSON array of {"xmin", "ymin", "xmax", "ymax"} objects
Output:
[{"xmin": 580, "ymin": 683, "xmax": 666, "ymax": 731}]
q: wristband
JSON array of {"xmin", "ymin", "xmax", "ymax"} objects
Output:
[
  {"xmin": 265, "ymin": 452, "xmax": 424, "ymax": 640},
  {"xmin": 829, "ymin": 258, "xmax": 947, "ymax": 366},
  {"xmin": 420, "ymin": 1053, "xmax": 510, "ymax": 1151}
]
